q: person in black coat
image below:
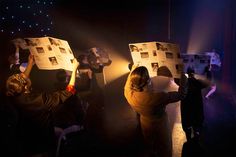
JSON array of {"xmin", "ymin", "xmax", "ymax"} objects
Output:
[
  {"xmin": 5, "ymin": 55, "xmax": 79, "ymax": 157},
  {"xmin": 180, "ymin": 67, "xmax": 210, "ymax": 142}
]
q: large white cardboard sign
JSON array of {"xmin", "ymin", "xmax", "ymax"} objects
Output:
[
  {"xmin": 129, "ymin": 41, "xmax": 183, "ymax": 78},
  {"xmin": 13, "ymin": 37, "xmax": 75, "ymax": 71}
]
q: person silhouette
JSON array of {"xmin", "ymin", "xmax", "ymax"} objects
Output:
[
  {"xmin": 124, "ymin": 65, "xmax": 187, "ymax": 157},
  {"xmin": 180, "ymin": 67, "xmax": 210, "ymax": 142}
]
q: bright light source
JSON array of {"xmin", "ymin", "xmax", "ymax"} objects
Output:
[{"xmin": 103, "ymin": 51, "xmax": 130, "ymax": 84}]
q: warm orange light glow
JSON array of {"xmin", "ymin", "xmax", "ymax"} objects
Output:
[
  {"xmin": 53, "ymin": 15, "xmax": 131, "ymax": 85},
  {"xmin": 103, "ymin": 51, "xmax": 130, "ymax": 84}
]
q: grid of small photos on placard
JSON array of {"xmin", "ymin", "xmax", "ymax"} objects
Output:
[
  {"xmin": 181, "ymin": 54, "xmax": 211, "ymax": 75},
  {"xmin": 14, "ymin": 36, "xmax": 75, "ymax": 71},
  {"xmin": 129, "ymin": 41, "xmax": 183, "ymax": 78}
]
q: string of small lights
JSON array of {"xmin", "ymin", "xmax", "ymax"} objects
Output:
[{"xmin": 0, "ymin": 0, "xmax": 55, "ymax": 37}]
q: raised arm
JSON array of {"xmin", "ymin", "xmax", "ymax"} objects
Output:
[
  {"xmin": 157, "ymin": 72, "xmax": 188, "ymax": 105},
  {"xmin": 43, "ymin": 58, "xmax": 79, "ymax": 110},
  {"xmin": 22, "ymin": 54, "xmax": 35, "ymax": 78},
  {"xmin": 124, "ymin": 64, "xmax": 138, "ymax": 90},
  {"xmin": 66, "ymin": 58, "xmax": 79, "ymax": 94}
]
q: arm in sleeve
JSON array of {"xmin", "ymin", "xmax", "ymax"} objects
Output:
[
  {"xmin": 198, "ymin": 79, "xmax": 211, "ymax": 89},
  {"xmin": 41, "ymin": 58, "xmax": 79, "ymax": 112},
  {"xmin": 159, "ymin": 73, "xmax": 188, "ymax": 104}
]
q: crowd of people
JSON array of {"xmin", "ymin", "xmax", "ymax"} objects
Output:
[
  {"xmin": 0, "ymin": 41, "xmax": 217, "ymax": 157},
  {"xmin": 0, "ymin": 44, "xmax": 109, "ymax": 157},
  {"xmin": 124, "ymin": 64, "xmax": 213, "ymax": 157}
]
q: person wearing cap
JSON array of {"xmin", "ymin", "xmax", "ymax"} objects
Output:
[
  {"xmin": 5, "ymin": 54, "xmax": 79, "ymax": 157},
  {"xmin": 180, "ymin": 67, "xmax": 210, "ymax": 142},
  {"xmin": 124, "ymin": 65, "xmax": 187, "ymax": 157}
]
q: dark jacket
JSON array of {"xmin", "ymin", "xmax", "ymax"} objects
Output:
[
  {"xmin": 10, "ymin": 90, "xmax": 73, "ymax": 156},
  {"xmin": 181, "ymin": 76, "xmax": 209, "ymax": 128}
]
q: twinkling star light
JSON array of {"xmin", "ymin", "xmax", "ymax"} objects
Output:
[{"xmin": 0, "ymin": 0, "xmax": 55, "ymax": 37}]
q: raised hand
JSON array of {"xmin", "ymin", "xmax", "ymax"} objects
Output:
[
  {"xmin": 28, "ymin": 54, "xmax": 35, "ymax": 65},
  {"xmin": 72, "ymin": 58, "xmax": 79, "ymax": 70}
]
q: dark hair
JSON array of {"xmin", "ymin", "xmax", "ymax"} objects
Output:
[
  {"xmin": 157, "ymin": 66, "xmax": 172, "ymax": 77},
  {"xmin": 77, "ymin": 54, "xmax": 87, "ymax": 63},
  {"xmin": 56, "ymin": 69, "xmax": 67, "ymax": 82},
  {"xmin": 187, "ymin": 67, "xmax": 195, "ymax": 74},
  {"xmin": 130, "ymin": 66, "xmax": 150, "ymax": 91}
]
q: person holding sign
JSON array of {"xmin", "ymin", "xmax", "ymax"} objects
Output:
[
  {"xmin": 124, "ymin": 65, "xmax": 187, "ymax": 157},
  {"xmin": 5, "ymin": 55, "xmax": 79, "ymax": 157}
]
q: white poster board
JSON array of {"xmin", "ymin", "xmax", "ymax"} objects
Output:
[
  {"xmin": 181, "ymin": 53, "xmax": 211, "ymax": 75},
  {"xmin": 181, "ymin": 51, "xmax": 221, "ymax": 74},
  {"xmin": 14, "ymin": 37, "xmax": 75, "ymax": 71},
  {"xmin": 129, "ymin": 41, "xmax": 183, "ymax": 78}
]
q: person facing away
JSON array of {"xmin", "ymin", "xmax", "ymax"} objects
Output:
[
  {"xmin": 180, "ymin": 67, "xmax": 210, "ymax": 142},
  {"xmin": 53, "ymin": 69, "xmax": 85, "ymax": 129},
  {"xmin": 124, "ymin": 65, "xmax": 187, "ymax": 157},
  {"xmin": 5, "ymin": 54, "xmax": 79, "ymax": 157}
]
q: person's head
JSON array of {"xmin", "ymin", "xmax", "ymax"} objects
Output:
[
  {"xmin": 187, "ymin": 67, "xmax": 195, "ymax": 77},
  {"xmin": 12, "ymin": 38, "xmax": 25, "ymax": 48},
  {"xmin": 6, "ymin": 74, "xmax": 31, "ymax": 96},
  {"xmin": 56, "ymin": 69, "xmax": 67, "ymax": 83},
  {"xmin": 87, "ymin": 53, "xmax": 98, "ymax": 67},
  {"xmin": 157, "ymin": 66, "xmax": 173, "ymax": 77},
  {"xmin": 78, "ymin": 54, "xmax": 88, "ymax": 64},
  {"xmin": 130, "ymin": 66, "xmax": 150, "ymax": 91}
]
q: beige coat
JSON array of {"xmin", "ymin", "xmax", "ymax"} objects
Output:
[{"xmin": 124, "ymin": 72, "xmax": 187, "ymax": 157}]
